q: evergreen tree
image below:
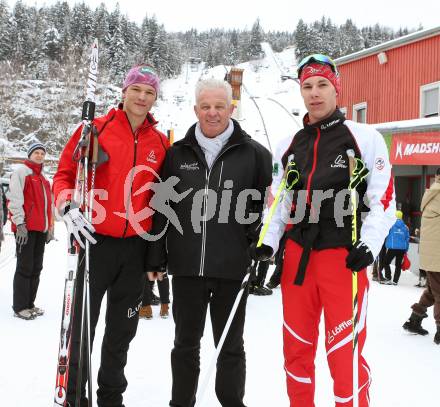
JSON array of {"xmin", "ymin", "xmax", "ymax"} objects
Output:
[
  {"xmin": 11, "ymin": 0, "xmax": 33, "ymax": 64},
  {"xmin": 43, "ymin": 27, "xmax": 61, "ymax": 61},
  {"xmin": 107, "ymin": 12, "xmax": 126, "ymax": 80},
  {"xmin": 249, "ymin": 18, "xmax": 263, "ymax": 59},
  {"xmin": 225, "ymin": 29, "xmax": 240, "ymax": 65},
  {"xmin": 93, "ymin": 3, "xmax": 109, "ymax": 46},
  {"xmin": 0, "ymin": 0, "xmax": 13, "ymax": 61},
  {"xmin": 48, "ymin": 1, "xmax": 71, "ymax": 63},
  {"xmin": 340, "ymin": 19, "xmax": 363, "ymax": 55},
  {"xmin": 69, "ymin": 2, "xmax": 93, "ymax": 56},
  {"xmin": 294, "ymin": 19, "xmax": 311, "ymax": 62}
]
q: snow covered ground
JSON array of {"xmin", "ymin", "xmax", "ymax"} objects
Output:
[{"xmin": 0, "ymin": 223, "xmax": 438, "ymax": 407}]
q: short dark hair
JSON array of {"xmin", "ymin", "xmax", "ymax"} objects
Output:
[{"xmin": 436, "ymin": 168, "xmax": 440, "ymax": 176}]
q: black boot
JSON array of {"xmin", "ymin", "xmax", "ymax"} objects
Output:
[
  {"xmin": 250, "ymin": 284, "xmax": 273, "ymax": 296},
  {"xmin": 434, "ymin": 325, "xmax": 440, "ymax": 345},
  {"xmin": 403, "ymin": 312, "xmax": 429, "ymax": 336}
]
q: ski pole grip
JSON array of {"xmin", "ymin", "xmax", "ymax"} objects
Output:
[
  {"xmin": 82, "ymin": 100, "xmax": 96, "ymax": 121},
  {"xmin": 92, "ymin": 126, "xmax": 99, "ymax": 164}
]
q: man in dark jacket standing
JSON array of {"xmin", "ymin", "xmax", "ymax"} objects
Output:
[
  {"xmin": 7, "ymin": 142, "xmax": 53, "ymax": 320},
  {"xmin": 150, "ymin": 78, "xmax": 272, "ymax": 407}
]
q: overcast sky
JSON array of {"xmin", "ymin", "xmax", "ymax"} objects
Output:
[{"xmin": 8, "ymin": 0, "xmax": 439, "ymax": 32}]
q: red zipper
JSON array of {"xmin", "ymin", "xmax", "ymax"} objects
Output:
[{"xmin": 306, "ymin": 128, "xmax": 321, "ymax": 205}]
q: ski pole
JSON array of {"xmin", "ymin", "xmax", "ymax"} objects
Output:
[
  {"xmin": 76, "ymin": 40, "xmax": 99, "ymax": 407},
  {"xmin": 347, "ymin": 149, "xmax": 359, "ymax": 407},
  {"xmin": 196, "ymin": 261, "xmax": 258, "ymax": 406},
  {"xmin": 196, "ymin": 156, "xmax": 299, "ymax": 405}
]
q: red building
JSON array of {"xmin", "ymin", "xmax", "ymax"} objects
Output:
[{"xmin": 335, "ymin": 26, "xmax": 440, "ymax": 230}]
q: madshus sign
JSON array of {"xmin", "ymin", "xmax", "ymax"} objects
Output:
[{"xmin": 390, "ymin": 132, "xmax": 440, "ymax": 165}]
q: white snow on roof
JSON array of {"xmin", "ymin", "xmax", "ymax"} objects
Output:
[{"xmin": 373, "ymin": 116, "xmax": 440, "ymax": 133}]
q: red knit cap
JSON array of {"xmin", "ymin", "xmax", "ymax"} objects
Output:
[{"xmin": 300, "ymin": 62, "xmax": 341, "ymax": 95}]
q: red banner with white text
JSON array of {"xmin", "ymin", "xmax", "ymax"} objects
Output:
[{"xmin": 390, "ymin": 132, "xmax": 440, "ymax": 165}]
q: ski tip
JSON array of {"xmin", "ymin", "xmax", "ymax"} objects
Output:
[{"xmin": 346, "ymin": 149, "xmax": 355, "ymax": 158}]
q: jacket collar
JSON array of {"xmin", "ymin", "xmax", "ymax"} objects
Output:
[
  {"xmin": 175, "ymin": 119, "xmax": 250, "ymax": 148},
  {"xmin": 302, "ymin": 109, "xmax": 345, "ymax": 134},
  {"xmin": 24, "ymin": 159, "xmax": 43, "ymax": 174}
]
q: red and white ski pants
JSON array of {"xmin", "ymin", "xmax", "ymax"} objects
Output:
[{"xmin": 281, "ymin": 240, "xmax": 371, "ymax": 407}]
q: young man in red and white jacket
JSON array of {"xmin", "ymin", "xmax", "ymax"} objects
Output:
[
  {"xmin": 53, "ymin": 64, "xmax": 169, "ymax": 407},
  {"xmin": 253, "ymin": 54, "xmax": 396, "ymax": 407},
  {"xmin": 7, "ymin": 142, "xmax": 53, "ymax": 320}
]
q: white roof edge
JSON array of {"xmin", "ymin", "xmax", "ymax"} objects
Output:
[
  {"xmin": 373, "ymin": 116, "xmax": 440, "ymax": 134},
  {"xmin": 335, "ymin": 26, "xmax": 440, "ymax": 65}
]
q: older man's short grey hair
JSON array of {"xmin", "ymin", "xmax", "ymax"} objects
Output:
[{"xmin": 195, "ymin": 78, "xmax": 233, "ymax": 105}]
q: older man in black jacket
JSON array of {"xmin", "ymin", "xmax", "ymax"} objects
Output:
[{"xmin": 149, "ymin": 78, "xmax": 272, "ymax": 407}]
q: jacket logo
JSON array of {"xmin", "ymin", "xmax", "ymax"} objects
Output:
[
  {"xmin": 375, "ymin": 157, "xmax": 385, "ymax": 170},
  {"xmin": 331, "ymin": 154, "xmax": 347, "ymax": 169},
  {"xmin": 320, "ymin": 119, "xmax": 340, "ymax": 130},
  {"xmin": 147, "ymin": 150, "xmax": 157, "ymax": 164},
  {"xmin": 180, "ymin": 162, "xmax": 200, "ymax": 171}
]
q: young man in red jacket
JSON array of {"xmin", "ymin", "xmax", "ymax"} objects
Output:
[
  {"xmin": 7, "ymin": 142, "xmax": 53, "ymax": 320},
  {"xmin": 53, "ymin": 64, "xmax": 169, "ymax": 407}
]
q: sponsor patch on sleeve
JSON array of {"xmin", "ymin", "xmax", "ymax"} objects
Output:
[{"xmin": 375, "ymin": 157, "xmax": 385, "ymax": 171}]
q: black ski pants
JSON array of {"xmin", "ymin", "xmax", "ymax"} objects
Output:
[
  {"xmin": 67, "ymin": 234, "xmax": 147, "ymax": 407},
  {"xmin": 13, "ymin": 230, "xmax": 46, "ymax": 312},
  {"xmin": 142, "ymin": 275, "xmax": 170, "ymax": 305},
  {"xmin": 372, "ymin": 243, "xmax": 386, "ymax": 280},
  {"xmin": 170, "ymin": 276, "xmax": 248, "ymax": 407},
  {"xmin": 383, "ymin": 248, "xmax": 405, "ymax": 283}
]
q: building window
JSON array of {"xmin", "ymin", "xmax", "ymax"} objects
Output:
[
  {"xmin": 353, "ymin": 102, "xmax": 367, "ymax": 123},
  {"xmin": 420, "ymin": 82, "xmax": 440, "ymax": 118}
]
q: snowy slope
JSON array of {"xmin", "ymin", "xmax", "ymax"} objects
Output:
[{"xmin": 153, "ymin": 43, "xmax": 304, "ymax": 155}]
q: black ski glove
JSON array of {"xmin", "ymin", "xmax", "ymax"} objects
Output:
[
  {"xmin": 249, "ymin": 242, "xmax": 274, "ymax": 262},
  {"xmin": 346, "ymin": 240, "xmax": 374, "ymax": 272}
]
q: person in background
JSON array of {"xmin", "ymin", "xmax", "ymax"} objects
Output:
[
  {"xmin": 53, "ymin": 63, "xmax": 169, "ymax": 407},
  {"xmin": 140, "ymin": 272, "xmax": 170, "ymax": 319},
  {"xmin": 372, "ymin": 243, "xmax": 386, "ymax": 282},
  {"xmin": 253, "ymin": 54, "xmax": 395, "ymax": 406},
  {"xmin": 381, "ymin": 210, "xmax": 410, "ymax": 285},
  {"xmin": 403, "ymin": 168, "xmax": 440, "ymax": 345},
  {"xmin": 410, "ymin": 228, "xmax": 427, "ymax": 288},
  {"xmin": 249, "ymin": 259, "xmax": 273, "ymax": 295},
  {"xmin": 7, "ymin": 142, "xmax": 54, "ymax": 320}
]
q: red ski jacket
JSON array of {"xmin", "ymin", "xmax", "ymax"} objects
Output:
[
  {"xmin": 7, "ymin": 159, "xmax": 53, "ymax": 233},
  {"xmin": 53, "ymin": 106, "xmax": 169, "ymax": 238}
]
